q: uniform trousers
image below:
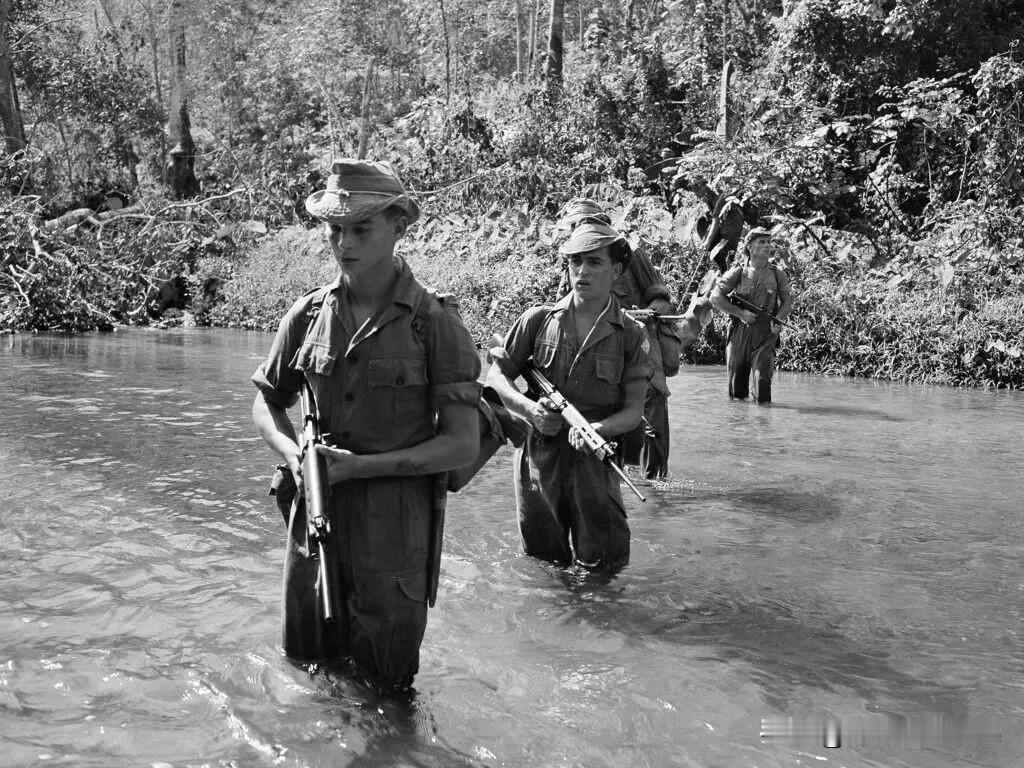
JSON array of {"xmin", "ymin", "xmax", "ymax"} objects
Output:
[{"xmin": 514, "ymin": 431, "xmax": 630, "ymax": 572}]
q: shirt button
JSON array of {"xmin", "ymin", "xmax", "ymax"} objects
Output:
[
  {"xmin": 348, "ymin": 353, "xmax": 358, "ymax": 364},
  {"xmin": 344, "ymin": 393, "xmax": 353, "ymax": 402},
  {"xmin": 395, "ymin": 376, "xmax": 405, "ymax": 385}
]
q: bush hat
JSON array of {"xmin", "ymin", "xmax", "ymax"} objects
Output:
[
  {"xmin": 559, "ymin": 218, "xmax": 631, "ymax": 268},
  {"xmin": 558, "ymin": 198, "xmax": 610, "ymax": 227},
  {"xmin": 742, "ymin": 226, "xmax": 772, "ymax": 249},
  {"xmin": 305, "ymin": 159, "xmax": 420, "ymax": 224}
]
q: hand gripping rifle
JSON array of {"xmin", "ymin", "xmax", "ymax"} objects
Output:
[
  {"xmin": 523, "ymin": 366, "xmax": 647, "ymax": 503},
  {"xmin": 730, "ymin": 294, "xmax": 793, "ymax": 329},
  {"xmin": 297, "ymin": 380, "xmax": 337, "ymax": 622}
]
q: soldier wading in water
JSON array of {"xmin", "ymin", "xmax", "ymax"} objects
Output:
[
  {"xmin": 251, "ymin": 159, "xmax": 481, "ymax": 689},
  {"xmin": 710, "ymin": 227, "xmax": 794, "ymax": 403},
  {"xmin": 488, "ymin": 218, "xmax": 652, "ymax": 573}
]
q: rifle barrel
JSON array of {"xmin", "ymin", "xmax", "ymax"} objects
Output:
[
  {"xmin": 623, "ymin": 311, "xmax": 687, "ymax": 321},
  {"xmin": 299, "ymin": 381, "xmax": 336, "ymax": 622}
]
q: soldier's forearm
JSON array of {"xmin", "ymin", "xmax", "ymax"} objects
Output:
[{"xmin": 485, "ymin": 366, "xmax": 536, "ymax": 421}]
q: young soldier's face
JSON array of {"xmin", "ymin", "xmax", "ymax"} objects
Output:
[
  {"xmin": 567, "ymin": 246, "xmax": 621, "ymax": 302},
  {"xmin": 747, "ymin": 237, "xmax": 771, "ymax": 268},
  {"xmin": 324, "ymin": 213, "xmax": 405, "ymax": 277}
]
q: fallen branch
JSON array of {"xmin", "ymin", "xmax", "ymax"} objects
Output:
[
  {"xmin": 150, "ymin": 187, "xmax": 249, "ymax": 217},
  {"xmin": 6, "ymin": 267, "xmax": 31, "ymax": 306}
]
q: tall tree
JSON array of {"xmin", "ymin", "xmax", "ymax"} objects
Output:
[
  {"xmin": 166, "ymin": 0, "xmax": 199, "ymax": 197},
  {"xmin": 544, "ymin": 0, "xmax": 564, "ymax": 83},
  {"xmin": 0, "ymin": 0, "xmax": 27, "ymax": 155}
]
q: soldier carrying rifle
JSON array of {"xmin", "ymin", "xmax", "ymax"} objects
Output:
[
  {"xmin": 250, "ymin": 159, "xmax": 481, "ymax": 689},
  {"xmin": 710, "ymin": 227, "xmax": 794, "ymax": 403},
  {"xmin": 487, "ymin": 219, "xmax": 653, "ymax": 574}
]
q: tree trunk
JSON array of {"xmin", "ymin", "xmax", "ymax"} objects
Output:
[
  {"xmin": 625, "ymin": 0, "xmax": 637, "ymax": 33},
  {"xmin": 721, "ymin": 0, "xmax": 729, "ymax": 64},
  {"xmin": 438, "ymin": 0, "xmax": 451, "ymax": 102},
  {"xmin": 716, "ymin": 58, "xmax": 733, "ymax": 141},
  {"xmin": 544, "ymin": 0, "xmax": 564, "ymax": 84},
  {"xmin": 514, "ymin": 0, "xmax": 524, "ymax": 81},
  {"xmin": 528, "ymin": 0, "xmax": 537, "ymax": 72},
  {"xmin": 356, "ymin": 57, "xmax": 376, "ymax": 160},
  {"xmin": 165, "ymin": 0, "xmax": 199, "ymax": 197},
  {"xmin": 136, "ymin": 0, "xmax": 163, "ymax": 105},
  {"xmin": 0, "ymin": 0, "xmax": 27, "ymax": 155}
]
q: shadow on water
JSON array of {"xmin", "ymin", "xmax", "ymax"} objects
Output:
[
  {"xmin": 767, "ymin": 401, "xmax": 905, "ymax": 422},
  {"xmin": 645, "ymin": 482, "xmax": 844, "ymax": 523},
  {"xmin": 541, "ymin": 565, "xmax": 969, "ymax": 718}
]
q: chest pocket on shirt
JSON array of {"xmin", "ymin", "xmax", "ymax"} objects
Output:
[
  {"xmin": 594, "ymin": 353, "xmax": 623, "ymax": 387},
  {"xmin": 532, "ymin": 339, "xmax": 559, "ymax": 370},
  {"xmin": 291, "ymin": 340, "xmax": 338, "ymax": 377},
  {"xmin": 367, "ymin": 356, "xmax": 429, "ymax": 425}
]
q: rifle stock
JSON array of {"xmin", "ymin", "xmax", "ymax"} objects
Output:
[{"xmin": 298, "ymin": 381, "xmax": 337, "ymax": 622}]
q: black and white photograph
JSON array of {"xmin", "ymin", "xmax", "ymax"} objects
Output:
[{"xmin": 2, "ymin": 1, "xmax": 1022, "ymax": 766}]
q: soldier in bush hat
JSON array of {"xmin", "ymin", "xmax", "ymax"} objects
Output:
[
  {"xmin": 487, "ymin": 218, "xmax": 652, "ymax": 573},
  {"xmin": 251, "ymin": 158, "xmax": 481, "ymax": 688},
  {"xmin": 554, "ymin": 199, "xmax": 680, "ymax": 479},
  {"xmin": 710, "ymin": 226, "xmax": 794, "ymax": 403}
]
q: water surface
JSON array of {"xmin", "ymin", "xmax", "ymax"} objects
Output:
[{"xmin": 1, "ymin": 329, "xmax": 1021, "ymax": 768}]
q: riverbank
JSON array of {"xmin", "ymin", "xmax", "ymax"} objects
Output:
[
  {"xmin": 5, "ymin": 191, "xmax": 1023, "ymax": 390},
  {"xmin": 203, "ymin": 202, "xmax": 1024, "ymax": 390}
]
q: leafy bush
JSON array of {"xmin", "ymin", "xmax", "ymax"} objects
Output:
[{"xmin": 204, "ymin": 225, "xmax": 335, "ymax": 330}]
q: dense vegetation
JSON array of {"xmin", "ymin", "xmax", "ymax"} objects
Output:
[{"xmin": 2, "ymin": 0, "xmax": 1023, "ymax": 388}]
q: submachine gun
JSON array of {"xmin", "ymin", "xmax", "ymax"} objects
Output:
[
  {"xmin": 523, "ymin": 367, "xmax": 647, "ymax": 503},
  {"xmin": 730, "ymin": 294, "xmax": 792, "ymax": 329},
  {"xmin": 297, "ymin": 380, "xmax": 338, "ymax": 622}
]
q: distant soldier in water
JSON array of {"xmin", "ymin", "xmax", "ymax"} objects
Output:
[
  {"xmin": 710, "ymin": 228, "xmax": 794, "ymax": 403},
  {"xmin": 555, "ymin": 199, "xmax": 680, "ymax": 479}
]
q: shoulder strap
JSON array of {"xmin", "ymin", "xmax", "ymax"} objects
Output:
[
  {"xmin": 412, "ymin": 287, "xmax": 438, "ymax": 345},
  {"xmin": 294, "ymin": 285, "xmax": 332, "ymax": 346},
  {"xmin": 771, "ymin": 264, "xmax": 783, "ymax": 312}
]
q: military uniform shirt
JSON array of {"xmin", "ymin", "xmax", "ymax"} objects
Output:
[
  {"xmin": 500, "ymin": 293, "xmax": 652, "ymax": 423},
  {"xmin": 252, "ymin": 257, "xmax": 481, "ymax": 454}
]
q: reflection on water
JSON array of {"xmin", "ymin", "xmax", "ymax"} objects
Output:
[{"xmin": 1, "ymin": 330, "xmax": 1022, "ymax": 768}]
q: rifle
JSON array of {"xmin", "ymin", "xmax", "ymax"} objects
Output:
[
  {"xmin": 523, "ymin": 366, "xmax": 646, "ymax": 503},
  {"xmin": 297, "ymin": 379, "xmax": 337, "ymax": 622},
  {"xmin": 622, "ymin": 308, "xmax": 687, "ymax": 322},
  {"xmin": 730, "ymin": 294, "xmax": 793, "ymax": 329}
]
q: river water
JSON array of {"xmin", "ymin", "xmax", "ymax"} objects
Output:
[{"xmin": 1, "ymin": 329, "xmax": 1021, "ymax": 768}]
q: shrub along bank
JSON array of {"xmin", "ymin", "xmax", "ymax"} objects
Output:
[{"xmin": 207, "ymin": 190, "xmax": 1024, "ymax": 390}]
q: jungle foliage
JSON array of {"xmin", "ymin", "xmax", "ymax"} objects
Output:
[{"xmin": 2, "ymin": 0, "xmax": 1024, "ymax": 387}]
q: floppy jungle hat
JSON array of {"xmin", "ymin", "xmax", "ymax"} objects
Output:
[
  {"xmin": 742, "ymin": 226, "xmax": 773, "ymax": 249},
  {"xmin": 559, "ymin": 218, "xmax": 631, "ymax": 267},
  {"xmin": 305, "ymin": 159, "xmax": 420, "ymax": 224},
  {"xmin": 558, "ymin": 198, "xmax": 610, "ymax": 227}
]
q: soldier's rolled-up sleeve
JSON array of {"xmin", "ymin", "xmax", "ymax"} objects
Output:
[
  {"xmin": 499, "ymin": 306, "xmax": 550, "ymax": 380},
  {"xmin": 622, "ymin": 325, "xmax": 654, "ymax": 384},
  {"xmin": 715, "ymin": 266, "xmax": 742, "ymax": 294},
  {"xmin": 427, "ymin": 300, "xmax": 482, "ymax": 408},
  {"xmin": 776, "ymin": 268, "xmax": 793, "ymax": 307},
  {"xmin": 251, "ymin": 302, "xmax": 307, "ymax": 410}
]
